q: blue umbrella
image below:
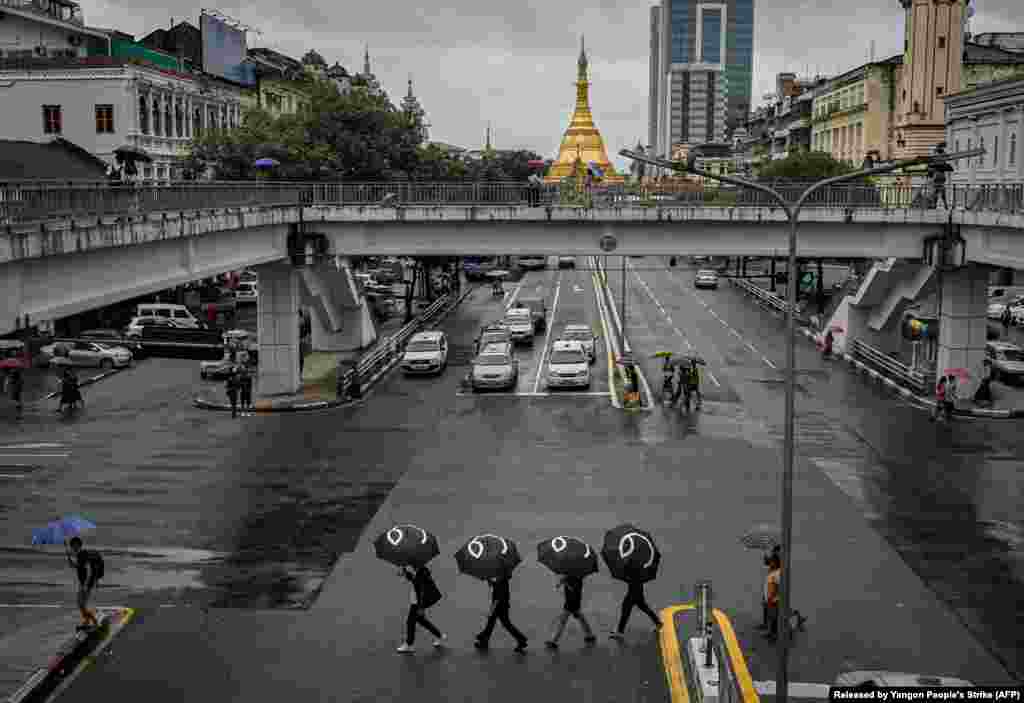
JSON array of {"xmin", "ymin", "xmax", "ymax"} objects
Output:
[
  {"xmin": 254, "ymin": 157, "xmax": 280, "ymax": 168},
  {"xmin": 32, "ymin": 515, "xmax": 96, "ymax": 545}
]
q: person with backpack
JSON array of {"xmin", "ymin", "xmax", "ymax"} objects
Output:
[
  {"xmin": 396, "ymin": 565, "xmax": 445, "ymax": 653},
  {"xmin": 66, "ymin": 536, "xmax": 102, "ymax": 630}
]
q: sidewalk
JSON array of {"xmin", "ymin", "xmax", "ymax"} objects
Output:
[
  {"xmin": 1, "ymin": 606, "xmax": 134, "ymax": 702},
  {"xmin": 735, "ymin": 280, "xmax": 1024, "ymax": 419}
]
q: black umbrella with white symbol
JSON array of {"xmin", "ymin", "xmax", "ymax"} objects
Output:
[
  {"xmin": 373, "ymin": 523, "xmax": 440, "ymax": 568},
  {"xmin": 537, "ymin": 536, "xmax": 599, "ymax": 579},
  {"xmin": 601, "ymin": 524, "xmax": 661, "ymax": 583},
  {"xmin": 454, "ymin": 533, "xmax": 522, "ymax": 581}
]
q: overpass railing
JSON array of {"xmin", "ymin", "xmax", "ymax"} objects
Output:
[
  {"xmin": 2, "ymin": 179, "xmax": 1023, "ymax": 224},
  {"xmin": 848, "ymin": 338, "xmax": 932, "ymax": 395}
]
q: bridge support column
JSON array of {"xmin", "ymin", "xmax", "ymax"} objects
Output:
[
  {"xmin": 255, "ymin": 261, "xmax": 302, "ymax": 396},
  {"xmin": 936, "ymin": 263, "xmax": 989, "ymax": 398}
]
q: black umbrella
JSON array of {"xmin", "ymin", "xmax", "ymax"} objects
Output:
[
  {"xmin": 537, "ymin": 536, "xmax": 599, "ymax": 579},
  {"xmin": 601, "ymin": 524, "xmax": 661, "ymax": 583},
  {"xmin": 454, "ymin": 534, "xmax": 521, "ymax": 581},
  {"xmin": 373, "ymin": 523, "xmax": 440, "ymax": 568},
  {"xmin": 114, "ymin": 145, "xmax": 153, "ymax": 163}
]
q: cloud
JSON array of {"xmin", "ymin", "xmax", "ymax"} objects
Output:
[{"xmin": 80, "ymin": 0, "xmax": 1024, "ymax": 164}]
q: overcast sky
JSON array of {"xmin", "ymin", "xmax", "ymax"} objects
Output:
[{"xmin": 84, "ymin": 0, "xmax": 1023, "ymax": 171}]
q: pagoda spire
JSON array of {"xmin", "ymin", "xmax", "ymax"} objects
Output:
[{"xmin": 363, "ymin": 45, "xmax": 371, "ymax": 75}]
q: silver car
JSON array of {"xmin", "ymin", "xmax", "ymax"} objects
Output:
[
  {"xmin": 503, "ymin": 311, "xmax": 535, "ymax": 345},
  {"xmin": 471, "ymin": 342, "xmax": 518, "ymax": 391},
  {"xmin": 986, "ymin": 341, "xmax": 1024, "ymax": 384},
  {"xmin": 43, "ymin": 341, "xmax": 132, "ymax": 369},
  {"xmin": 558, "ymin": 324, "xmax": 597, "ymax": 364}
]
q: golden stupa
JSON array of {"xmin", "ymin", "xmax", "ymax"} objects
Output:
[{"xmin": 545, "ymin": 36, "xmax": 623, "ymax": 184}]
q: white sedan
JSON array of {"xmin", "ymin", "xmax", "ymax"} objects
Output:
[
  {"xmin": 43, "ymin": 341, "xmax": 132, "ymax": 369},
  {"xmin": 125, "ymin": 317, "xmax": 187, "ymax": 338}
]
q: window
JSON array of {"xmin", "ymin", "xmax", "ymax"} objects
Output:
[
  {"xmin": 994, "ymin": 136, "xmax": 999, "ymax": 166},
  {"xmin": 152, "ymin": 100, "xmax": 161, "ymax": 136},
  {"xmin": 902, "ymin": 89, "xmax": 907, "ymax": 103},
  {"xmin": 193, "ymin": 107, "xmax": 202, "ymax": 137},
  {"xmin": 175, "ymin": 103, "xmax": 183, "ymax": 138},
  {"xmin": 936, "ymin": 87, "xmax": 943, "ymax": 96},
  {"xmin": 42, "ymin": 105, "xmax": 62, "ymax": 134},
  {"xmin": 138, "ymin": 96, "xmax": 149, "ymax": 135},
  {"xmin": 1011, "ymin": 134, "xmax": 1017, "ymax": 166},
  {"xmin": 95, "ymin": 105, "xmax": 114, "ymax": 133},
  {"xmin": 938, "ymin": 36, "xmax": 946, "ymax": 49},
  {"xmin": 979, "ymin": 137, "xmax": 985, "ymax": 167}
]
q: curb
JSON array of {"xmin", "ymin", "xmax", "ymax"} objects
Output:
[
  {"xmin": 796, "ymin": 327, "xmax": 1021, "ymax": 419},
  {"xmin": 37, "ymin": 366, "xmax": 126, "ymax": 402},
  {"xmin": 8, "ymin": 607, "xmax": 135, "ymax": 703},
  {"xmin": 191, "ymin": 286, "xmax": 475, "ymax": 413}
]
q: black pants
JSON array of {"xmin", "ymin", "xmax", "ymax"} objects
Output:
[
  {"xmin": 478, "ymin": 604, "xmax": 527, "ymax": 645},
  {"xmin": 240, "ymin": 386, "xmax": 252, "ymax": 408},
  {"xmin": 228, "ymin": 391, "xmax": 238, "ymax": 417},
  {"xmin": 617, "ymin": 589, "xmax": 660, "ymax": 633},
  {"xmin": 406, "ymin": 604, "xmax": 441, "ymax": 645}
]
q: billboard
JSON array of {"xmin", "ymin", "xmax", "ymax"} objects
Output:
[{"xmin": 200, "ymin": 13, "xmax": 255, "ymax": 86}]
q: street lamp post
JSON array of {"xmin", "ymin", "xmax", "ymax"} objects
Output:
[{"xmin": 619, "ymin": 145, "xmax": 983, "ymax": 703}]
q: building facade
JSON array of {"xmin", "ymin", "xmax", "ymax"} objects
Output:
[
  {"xmin": 736, "ymin": 72, "xmax": 826, "ymax": 171},
  {"xmin": 0, "ymin": 0, "xmax": 110, "ymax": 60},
  {"xmin": 245, "ymin": 48, "xmax": 311, "ymax": 116},
  {"xmin": 944, "ymin": 76, "xmax": 1024, "ymax": 185},
  {"xmin": 649, "ymin": 0, "xmax": 754, "ymax": 158}
]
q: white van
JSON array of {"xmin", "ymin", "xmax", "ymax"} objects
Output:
[{"xmin": 135, "ymin": 303, "xmax": 201, "ymax": 328}]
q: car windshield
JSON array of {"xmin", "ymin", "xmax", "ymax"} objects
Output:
[
  {"xmin": 562, "ymin": 329, "xmax": 591, "ymax": 341},
  {"xmin": 999, "ymin": 349, "xmax": 1024, "ymax": 362},
  {"xmin": 550, "ymin": 349, "xmax": 584, "ymax": 364},
  {"xmin": 406, "ymin": 340, "xmax": 439, "ymax": 352},
  {"xmin": 476, "ymin": 354, "xmax": 511, "ymax": 366}
]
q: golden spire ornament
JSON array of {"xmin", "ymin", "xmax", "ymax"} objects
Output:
[{"xmin": 545, "ymin": 35, "xmax": 622, "ymax": 184}]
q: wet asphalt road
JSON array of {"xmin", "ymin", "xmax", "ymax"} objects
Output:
[
  {"xmin": 607, "ymin": 256, "xmax": 1024, "ymax": 680},
  {"xmin": 0, "ymin": 256, "xmax": 1019, "ymax": 700}
]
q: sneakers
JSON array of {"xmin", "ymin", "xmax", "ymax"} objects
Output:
[
  {"xmin": 514, "ymin": 640, "xmax": 528, "ymax": 653},
  {"xmin": 609, "ymin": 632, "xmax": 625, "ymax": 640},
  {"xmin": 396, "ymin": 643, "xmax": 415, "ymax": 653},
  {"xmin": 584, "ymin": 635, "xmax": 597, "ymax": 644},
  {"xmin": 474, "ymin": 640, "xmax": 489, "ymax": 651},
  {"xmin": 433, "ymin": 634, "xmax": 447, "ymax": 648},
  {"xmin": 545, "ymin": 640, "xmax": 558, "ymax": 650}
]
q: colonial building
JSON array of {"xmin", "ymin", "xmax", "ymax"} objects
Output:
[
  {"xmin": 944, "ymin": 76, "xmax": 1024, "ymax": 186},
  {"xmin": 736, "ymin": 72, "xmax": 828, "ymax": 171},
  {"xmin": 0, "ymin": 0, "xmax": 110, "ymax": 60},
  {"xmin": 246, "ymin": 48, "xmax": 311, "ymax": 116}
]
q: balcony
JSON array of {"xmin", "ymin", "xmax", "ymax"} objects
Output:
[
  {"xmin": 0, "ymin": 0, "xmax": 84, "ymax": 25},
  {"xmin": 125, "ymin": 132, "xmax": 193, "ymax": 158}
]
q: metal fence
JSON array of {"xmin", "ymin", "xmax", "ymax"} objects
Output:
[
  {"xmin": 848, "ymin": 337, "xmax": 932, "ymax": 395},
  {"xmin": 2, "ymin": 179, "xmax": 1023, "ymax": 224}
]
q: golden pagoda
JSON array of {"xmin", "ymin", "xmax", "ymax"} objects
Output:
[{"xmin": 544, "ymin": 36, "xmax": 623, "ymax": 184}]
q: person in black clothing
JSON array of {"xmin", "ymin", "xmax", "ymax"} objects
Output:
[
  {"xmin": 396, "ymin": 565, "xmax": 446, "ymax": 652},
  {"xmin": 238, "ymin": 366, "xmax": 253, "ymax": 410},
  {"xmin": 928, "ymin": 143, "xmax": 953, "ymax": 209},
  {"xmin": 8, "ymin": 368, "xmax": 23, "ymax": 413},
  {"xmin": 475, "ymin": 574, "xmax": 528, "ymax": 653},
  {"xmin": 545, "ymin": 574, "xmax": 596, "ymax": 649},
  {"xmin": 66, "ymin": 536, "xmax": 101, "ymax": 630},
  {"xmin": 610, "ymin": 580, "xmax": 661, "ymax": 639},
  {"xmin": 225, "ymin": 370, "xmax": 240, "ymax": 418},
  {"xmin": 1002, "ymin": 306, "xmax": 1012, "ymax": 334},
  {"xmin": 58, "ymin": 368, "xmax": 82, "ymax": 413}
]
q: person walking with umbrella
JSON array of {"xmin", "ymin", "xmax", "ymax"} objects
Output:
[
  {"xmin": 455, "ymin": 534, "xmax": 528, "ymax": 653},
  {"xmin": 374, "ymin": 524, "xmax": 445, "ymax": 653},
  {"xmin": 67, "ymin": 536, "xmax": 103, "ymax": 630},
  {"xmin": 537, "ymin": 536, "xmax": 598, "ymax": 649},
  {"xmin": 225, "ymin": 368, "xmax": 240, "ymax": 418},
  {"xmin": 8, "ymin": 367, "xmax": 23, "ymax": 414},
  {"xmin": 238, "ymin": 364, "xmax": 253, "ymax": 411},
  {"xmin": 602, "ymin": 525, "xmax": 662, "ymax": 640}
]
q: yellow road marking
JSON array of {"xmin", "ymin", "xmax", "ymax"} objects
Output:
[
  {"xmin": 590, "ymin": 257, "xmax": 619, "ymax": 408},
  {"xmin": 712, "ymin": 608, "xmax": 760, "ymax": 703}
]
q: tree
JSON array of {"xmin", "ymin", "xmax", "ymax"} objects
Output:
[{"xmin": 754, "ymin": 150, "xmax": 857, "ymax": 180}]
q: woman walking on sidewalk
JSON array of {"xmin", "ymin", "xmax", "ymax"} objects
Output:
[
  {"xmin": 475, "ymin": 574, "xmax": 529, "ymax": 653},
  {"xmin": 545, "ymin": 574, "xmax": 596, "ymax": 649},
  {"xmin": 396, "ymin": 565, "xmax": 446, "ymax": 653},
  {"xmin": 610, "ymin": 580, "xmax": 661, "ymax": 640}
]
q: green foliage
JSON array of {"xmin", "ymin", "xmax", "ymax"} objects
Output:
[{"xmin": 754, "ymin": 150, "xmax": 857, "ymax": 180}]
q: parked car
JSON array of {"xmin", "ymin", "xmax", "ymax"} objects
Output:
[
  {"xmin": 502, "ymin": 309, "xmax": 535, "ymax": 345},
  {"xmin": 78, "ymin": 328, "xmax": 146, "ymax": 358},
  {"xmin": 988, "ymin": 295, "xmax": 1023, "ymax": 320},
  {"xmin": 557, "ymin": 324, "xmax": 597, "ymax": 364},
  {"xmin": 475, "ymin": 323, "xmax": 512, "ymax": 354},
  {"xmin": 235, "ymin": 281, "xmax": 258, "ymax": 303},
  {"xmin": 694, "ymin": 269, "xmax": 719, "ymax": 289},
  {"xmin": 135, "ymin": 303, "xmax": 202, "ymax": 329},
  {"xmin": 125, "ymin": 317, "xmax": 188, "ymax": 338},
  {"xmin": 42, "ymin": 341, "xmax": 132, "ymax": 369},
  {"xmin": 558, "ymin": 256, "xmax": 576, "ymax": 269},
  {"xmin": 546, "ymin": 340, "xmax": 590, "ymax": 390},
  {"xmin": 401, "ymin": 331, "xmax": 448, "ymax": 375},
  {"xmin": 1010, "ymin": 300, "xmax": 1024, "ymax": 326},
  {"xmin": 985, "ymin": 341, "xmax": 1024, "ymax": 384},
  {"xmin": 518, "ymin": 255, "xmax": 548, "ymax": 270},
  {"xmin": 471, "ymin": 342, "xmax": 518, "ymax": 391}
]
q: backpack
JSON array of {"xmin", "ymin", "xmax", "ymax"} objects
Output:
[
  {"xmin": 84, "ymin": 549, "xmax": 104, "ymax": 582},
  {"xmin": 418, "ymin": 569, "xmax": 442, "ymax": 609}
]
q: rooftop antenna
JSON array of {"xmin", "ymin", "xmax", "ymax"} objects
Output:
[{"xmin": 870, "ymin": 40, "xmax": 876, "ymax": 62}]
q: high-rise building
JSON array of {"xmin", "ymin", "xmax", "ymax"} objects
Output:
[{"xmin": 649, "ymin": 0, "xmax": 755, "ymax": 157}]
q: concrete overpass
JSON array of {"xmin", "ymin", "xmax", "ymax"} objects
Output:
[{"xmin": 2, "ymin": 180, "xmax": 1022, "ymax": 396}]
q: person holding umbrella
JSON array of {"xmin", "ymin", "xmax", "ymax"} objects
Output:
[
  {"xmin": 537, "ymin": 536, "xmax": 598, "ymax": 649},
  {"xmin": 455, "ymin": 534, "xmax": 528, "ymax": 653},
  {"xmin": 32, "ymin": 516, "xmax": 100, "ymax": 630},
  {"xmin": 374, "ymin": 524, "xmax": 445, "ymax": 654},
  {"xmin": 602, "ymin": 525, "xmax": 662, "ymax": 640}
]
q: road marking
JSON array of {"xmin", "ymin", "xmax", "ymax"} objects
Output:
[
  {"xmin": 658, "ymin": 604, "xmax": 695, "ymax": 703},
  {"xmin": 729, "ymin": 328, "xmax": 742, "ymax": 338},
  {"xmin": 0, "ymin": 603, "xmax": 65, "ymax": 608},
  {"xmin": 533, "ymin": 280, "xmax": 561, "ymax": 394},
  {"xmin": 763, "ymin": 356, "xmax": 778, "ymax": 369},
  {"xmin": 0, "ymin": 443, "xmax": 63, "ymax": 449},
  {"xmin": 591, "ymin": 257, "xmax": 620, "ymax": 409},
  {"xmin": 706, "ymin": 371, "xmax": 721, "ymax": 387},
  {"xmin": 0, "ymin": 474, "xmax": 31, "ymax": 479},
  {"xmin": 0, "ymin": 454, "xmax": 69, "ymax": 458}
]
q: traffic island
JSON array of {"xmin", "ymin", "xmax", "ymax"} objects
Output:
[{"xmin": 4, "ymin": 606, "xmax": 134, "ymax": 703}]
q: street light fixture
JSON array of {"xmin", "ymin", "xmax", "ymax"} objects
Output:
[{"xmin": 619, "ymin": 144, "xmax": 984, "ymax": 703}]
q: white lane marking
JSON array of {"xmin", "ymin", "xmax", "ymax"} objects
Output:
[
  {"xmin": 763, "ymin": 357, "xmax": 778, "ymax": 369},
  {"xmin": 533, "ymin": 280, "xmax": 561, "ymax": 394},
  {"xmin": 0, "ymin": 443, "xmax": 64, "ymax": 449},
  {"xmin": 456, "ymin": 391, "xmax": 610, "ymax": 397},
  {"xmin": 729, "ymin": 328, "xmax": 742, "ymax": 338},
  {"xmin": 0, "ymin": 603, "xmax": 65, "ymax": 608},
  {"xmin": 0, "ymin": 474, "xmax": 30, "ymax": 479},
  {"xmin": 746, "ymin": 342, "xmax": 758, "ymax": 353},
  {"xmin": 0, "ymin": 453, "xmax": 70, "ymax": 458},
  {"xmin": 706, "ymin": 371, "xmax": 721, "ymax": 387}
]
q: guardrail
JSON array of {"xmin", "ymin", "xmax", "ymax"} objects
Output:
[
  {"xmin": 3, "ymin": 179, "xmax": 1022, "ymax": 224},
  {"xmin": 848, "ymin": 337, "xmax": 931, "ymax": 395},
  {"xmin": 336, "ymin": 291, "xmax": 462, "ymax": 396},
  {"xmin": 49, "ymin": 336, "xmax": 224, "ymax": 350}
]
